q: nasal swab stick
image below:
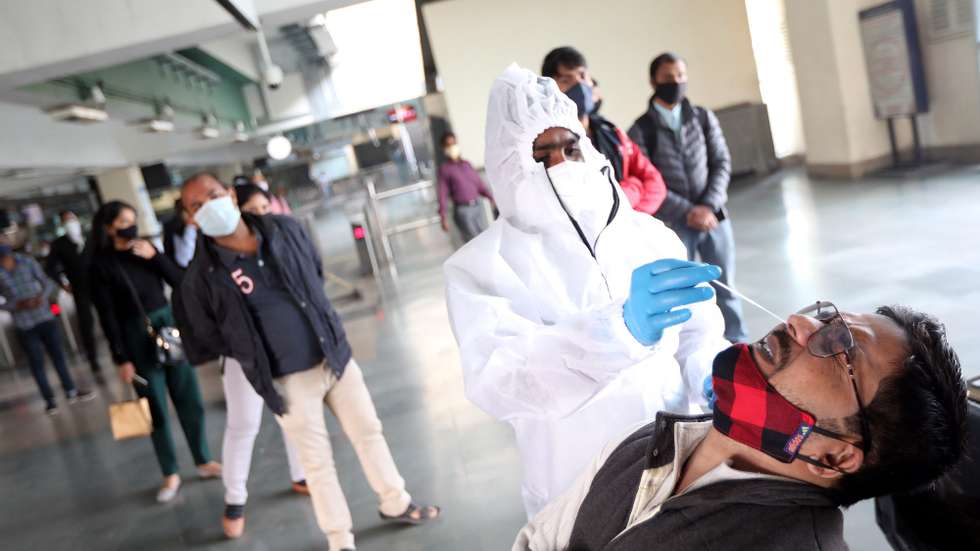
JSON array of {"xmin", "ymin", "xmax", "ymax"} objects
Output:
[{"xmin": 710, "ymin": 280, "xmax": 786, "ymax": 325}]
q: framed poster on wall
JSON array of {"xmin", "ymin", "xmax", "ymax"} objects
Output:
[{"xmin": 859, "ymin": 0, "xmax": 929, "ymax": 118}]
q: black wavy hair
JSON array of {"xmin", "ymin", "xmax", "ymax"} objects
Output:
[
  {"xmin": 541, "ymin": 46, "xmax": 587, "ymax": 78},
  {"xmin": 649, "ymin": 51, "xmax": 684, "ymax": 81},
  {"xmin": 832, "ymin": 305, "xmax": 968, "ymax": 506},
  {"xmin": 233, "ymin": 183, "xmax": 270, "ymax": 209},
  {"xmin": 89, "ymin": 200, "xmax": 136, "ymax": 255}
]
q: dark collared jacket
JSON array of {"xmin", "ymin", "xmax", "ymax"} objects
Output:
[
  {"xmin": 175, "ymin": 214, "xmax": 351, "ymax": 414},
  {"xmin": 567, "ymin": 413, "xmax": 847, "ymax": 551}
]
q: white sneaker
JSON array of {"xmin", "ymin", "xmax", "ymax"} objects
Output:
[
  {"xmin": 67, "ymin": 389, "xmax": 96, "ymax": 405},
  {"xmin": 156, "ymin": 476, "xmax": 181, "ymax": 503}
]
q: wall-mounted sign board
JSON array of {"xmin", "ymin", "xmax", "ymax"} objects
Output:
[{"xmin": 859, "ymin": 0, "xmax": 929, "ymax": 118}]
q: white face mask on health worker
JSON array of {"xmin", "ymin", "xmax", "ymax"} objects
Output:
[
  {"xmin": 194, "ymin": 195, "xmax": 242, "ymax": 237},
  {"xmin": 545, "ymin": 160, "xmax": 614, "ymax": 242}
]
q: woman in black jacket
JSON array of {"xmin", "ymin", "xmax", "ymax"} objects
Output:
[{"xmin": 89, "ymin": 201, "xmax": 220, "ymax": 502}]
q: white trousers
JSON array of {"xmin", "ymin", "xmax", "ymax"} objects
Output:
[
  {"xmin": 275, "ymin": 359, "xmax": 411, "ymax": 550},
  {"xmin": 221, "ymin": 357, "xmax": 305, "ymax": 506}
]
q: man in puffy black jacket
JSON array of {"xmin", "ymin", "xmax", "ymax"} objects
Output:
[
  {"xmin": 177, "ymin": 173, "xmax": 440, "ymax": 550},
  {"xmin": 629, "ymin": 52, "xmax": 746, "ymax": 343}
]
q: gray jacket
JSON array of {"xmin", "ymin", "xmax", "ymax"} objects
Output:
[{"xmin": 628, "ymin": 99, "xmax": 731, "ymax": 227}]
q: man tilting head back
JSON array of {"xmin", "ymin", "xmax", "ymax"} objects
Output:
[{"xmin": 513, "ymin": 302, "xmax": 967, "ymax": 551}]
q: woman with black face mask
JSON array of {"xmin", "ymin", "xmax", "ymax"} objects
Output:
[{"xmin": 89, "ymin": 201, "xmax": 220, "ymax": 503}]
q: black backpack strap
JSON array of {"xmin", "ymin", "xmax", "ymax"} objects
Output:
[
  {"xmin": 634, "ymin": 111, "xmax": 658, "ymax": 161},
  {"xmin": 696, "ymin": 105, "xmax": 710, "ymax": 141}
]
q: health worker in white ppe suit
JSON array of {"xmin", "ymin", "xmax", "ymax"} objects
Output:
[{"xmin": 443, "ymin": 64, "xmax": 731, "ymax": 517}]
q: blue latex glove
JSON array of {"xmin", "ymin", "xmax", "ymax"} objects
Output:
[
  {"xmin": 703, "ymin": 375, "xmax": 716, "ymax": 410},
  {"xmin": 623, "ymin": 259, "xmax": 721, "ymax": 346}
]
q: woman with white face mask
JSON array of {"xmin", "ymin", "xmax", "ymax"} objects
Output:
[{"xmin": 443, "ymin": 65, "xmax": 731, "ymax": 517}]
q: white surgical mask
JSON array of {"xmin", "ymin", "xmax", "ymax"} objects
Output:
[
  {"xmin": 444, "ymin": 144, "xmax": 461, "ymax": 160},
  {"xmin": 64, "ymin": 219, "xmax": 84, "ymax": 245},
  {"xmin": 546, "ymin": 161, "xmax": 615, "ymax": 246},
  {"xmin": 194, "ymin": 195, "xmax": 242, "ymax": 237}
]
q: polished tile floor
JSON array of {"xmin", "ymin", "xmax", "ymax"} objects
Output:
[{"xmin": 1, "ymin": 166, "xmax": 978, "ymax": 550}]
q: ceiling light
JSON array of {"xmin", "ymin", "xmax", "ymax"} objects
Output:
[
  {"xmin": 267, "ymin": 135, "xmax": 292, "ymax": 160},
  {"xmin": 137, "ymin": 101, "xmax": 176, "ymax": 133},
  {"xmin": 309, "ymin": 13, "xmax": 327, "ymax": 28},
  {"xmin": 197, "ymin": 113, "xmax": 220, "ymax": 139},
  {"xmin": 233, "ymin": 121, "xmax": 249, "ymax": 142},
  {"xmin": 145, "ymin": 119, "xmax": 175, "ymax": 133},
  {"xmin": 45, "ymin": 104, "xmax": 109, "ymax": 123},
  {"xmin": 198, "ymin": 126, "xmax": 220, "ymax": 139},
  {"xmin": 44, "ymin": 81, "xmax": 110, "ymax": 123},
  {"xmin": 88, "ymin": 83, "xmax": 107, "ymax": 105}
]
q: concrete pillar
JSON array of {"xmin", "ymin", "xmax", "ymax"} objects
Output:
[
  {"xmin": 785, "ymin": 0, "xmax": 905, "ymax": 178},
  {"xmin": 96, "ymin": 166, "xmax": 161, "ymax": 236}
]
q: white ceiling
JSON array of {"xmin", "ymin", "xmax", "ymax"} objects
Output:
[
  {"xmin": 0, "ymin": 1, "xmax": 368, "ymax": 190},
  {"xmin": 0, "ymin": 0, "xmax": 426, "ymax": 198}
]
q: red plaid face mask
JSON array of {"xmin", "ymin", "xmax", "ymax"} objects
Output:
[{"xmin": 712, "ymin": 344, "xmax": 854, "ymax": 471}]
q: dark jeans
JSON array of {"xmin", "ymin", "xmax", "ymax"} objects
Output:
[
  {"xmin": 673, "ymin": 219, "xmax": 748, "ymax": 342},
  {"xmin": 122, "ymin": 305, "xmax": 211, "ymax": 476},
  {"xmin": 73, "ymin": 291, "xmax": 101, "ymax": 370},
  {"xmin": 16, "ymin": 319, "xmax": 76, "ymax": 403},
  {"xmin": 453, "ymin": 202, "xmax": 489, "ymax": 243}
]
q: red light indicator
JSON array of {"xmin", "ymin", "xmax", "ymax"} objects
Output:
[{"xmin": 353, "ymin": 226, "xmax": 366, "ymax": 240}]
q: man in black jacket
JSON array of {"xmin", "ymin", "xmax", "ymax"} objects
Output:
[
  {"xmin": 46, "ymin": 210, "xmax": 103, "ymax": 378},
  {"xmin": 513, "ymin": 303, "xmax": 967, "ymax": 550},
  {"xmin": 177, "ymin": 173, "xmax": 440, "ymax": 550},
  {"xmin": 628, "ymin": 52, "xmax": 747, "ymax": 343}
]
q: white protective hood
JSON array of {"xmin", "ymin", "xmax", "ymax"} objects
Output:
[{"xmin": 443, "ymin": 64, "xmax": 728, "ymax": 517}]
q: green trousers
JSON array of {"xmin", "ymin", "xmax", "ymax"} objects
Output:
[{"xmin": 123, "ymin": 305, "xmax": 211, "ymax": 476}]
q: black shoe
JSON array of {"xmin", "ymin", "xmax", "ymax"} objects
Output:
[
  {"xmin": 224, "ymin": 504, "xmax": 245, "ymax": 520},
  {"xmin": 45, "ymin": 402, "xmax": 59, "ymax": 415},
  {"xmin": 67, "ymin": 389, "xmax": 96, "ymax": 404}
]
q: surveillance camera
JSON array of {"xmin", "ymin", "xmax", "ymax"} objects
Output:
[{"xmin": 263, "ymin": 65, "xmax": 284, "ymax": 90}]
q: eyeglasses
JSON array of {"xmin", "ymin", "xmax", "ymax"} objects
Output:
[
  {"xmin": 796, "ymin": 301, "xmax": 872, "ymax": 454},
  {"xmin": 711, "ymin": 280, "xmax": 875, "ymax": 457}
]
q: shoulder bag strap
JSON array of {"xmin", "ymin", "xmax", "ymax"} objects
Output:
[{"xmin": 114, "ymin": 259, "xmax": 154, "ymax": 335}]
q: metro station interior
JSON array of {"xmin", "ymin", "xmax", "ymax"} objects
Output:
[{"xmin": 1, "ymin": 1, "xmax": 979, "ymax": 550}]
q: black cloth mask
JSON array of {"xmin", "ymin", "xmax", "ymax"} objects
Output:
[
  {"xmin": 116, "ymin": 225, "xmax": 138, "ymax": 240},
  {"xmin": 565, "ymin": 81, "xmax": 595, "ymax": 119},
  {"xmin": 654, "ymin": 81, "xmax": 687, "ymax": 105}
]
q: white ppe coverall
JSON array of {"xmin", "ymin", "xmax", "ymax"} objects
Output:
[{"xmin": 443, "ymin": 64, "xmax": 729, "ymax": 517}]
